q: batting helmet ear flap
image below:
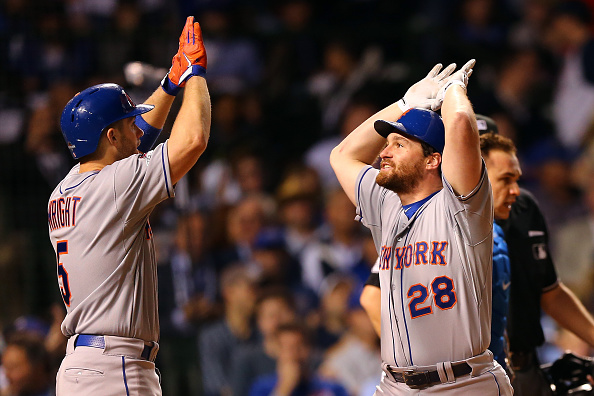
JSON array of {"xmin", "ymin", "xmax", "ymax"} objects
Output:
[{"xmin": 60, "ymin": 83, "xmax": 154, "ymax": 159}]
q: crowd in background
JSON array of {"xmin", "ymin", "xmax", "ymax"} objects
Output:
[{"xmin": 2, "ymin": 0, "xmax": 594, "ymax": 394}]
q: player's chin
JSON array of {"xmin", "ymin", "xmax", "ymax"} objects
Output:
[{"xmin": 495, "ymin": 207, "xmax": 511, "ymax": 220}]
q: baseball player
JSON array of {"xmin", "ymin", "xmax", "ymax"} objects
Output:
[
  {"xmin": 360, "ymin": 116, "xmax": 514, "ymax": 374},
  {"xmin": 330, "ymin": 60, "xmax": 513, "ymax": 394},
  {"xmin": 47, "ymin": 17, "xmax": 210, "ymax": 396}
]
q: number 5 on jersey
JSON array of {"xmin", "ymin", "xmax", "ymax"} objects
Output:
[{"xmin": 56, "ymin": 240, "xmax": 71, "ymax": 306}]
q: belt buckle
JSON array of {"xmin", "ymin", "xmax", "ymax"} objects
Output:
[{"xmin": 402, "ymin": 369, "xmax": 431, "ymax": 389}]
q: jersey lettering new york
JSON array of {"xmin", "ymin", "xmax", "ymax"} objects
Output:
[
  {"xmin": 355, "ymin": 164, "xmax": 493, "ymax": 367},
  {"xmin": 379, "ymin": 242, "xmax": 448, "ymax": 270}
]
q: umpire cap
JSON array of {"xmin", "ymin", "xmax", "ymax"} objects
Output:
[
  {"xmin": 60, "ymin": 83, "xmax": 154, "ymax": 159},
  {"xmin": 476, "ymin": 114, "xmax": 499, "ymax": 135},
  {"xmin": 374, "ymin": 108, "xmax": 445, "ymax": 154}
]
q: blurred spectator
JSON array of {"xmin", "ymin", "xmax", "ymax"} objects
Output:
[
  {"xmin": 548, "ymin": 0, "xmax": 594, "ymax": 152},
  {"xmin": 275, "ymin": 165, "xmax": 322, "ymax": 263},
  {"xmin": 300, "ymin": 188, "xmax": 368, "ymax": 295},
  {"xmin": 200, "ymin": 8, "xmax": 263, "ymax": 94},
  {"xmin": 508, "ymin": 0, "xmax": 556, "ymax": 48},
  {"xmin": 248, "ymin": 322, "xmax": 348, "ymax": 396},
  {"xmin": 95, "ymin": 1, "xmax": 145, "ymax": 82},
  {"xmin": 307, "ymin": 37, "xmax": 381, "ymax": 134},
  {"xmin": 443, "ymin": 0, "xmax": 510, "ymax": 66},
  {"xmin": 473, "ymin": 48, "xmax": 555, "ymax": 153},
  {"xmin": 263, "ymin": 0, "xmax": 320, "ymax": 99},
  {"xmin": 199, "ymin": 264, "xmax": 260, "ymax": 396},
  {"xmin": 308, "ymin": 274, "xmax": 358, "ymax": 350},
  {"xmin": 522, "ymin": 139, "xmax": 586, "ymax": 240},
  {"xmin": 232, "ymin": 287, "xmax": 298, "ymax": 396},
  {"xmin": 158, "ymin": 210, "xmax": 219, "ymax": 396},
  {"xmin": 0, "ymin": 81, "xmax": 75, "ymax": 317},
  {"xmin": 553, "ymin": 176, "xmax": 594, "ymax": 301},
  {"xmin": 251, "ymin": 227, "xmax": 319, "ymax": 317},
  {"xmin": 318, "ymin": 303, "xmax": 381, "ymax": 396},
  {"xmin": 0, "ymin": 332, "xmax": 53, "ymax": 396},
  {"xmin": 214, "ymin": 194, "xmax": 276, "ymax": 268},
  {"xmin": 200, "ymin": 148, "xmax": 270, "ymax": 210},
  {"xmin": 3, "ymin": 304, "xmax": 66, "ymax": 374},
  {"xmin": 305, "ymin": 100, "xmax": 379, "ymax": 190}
]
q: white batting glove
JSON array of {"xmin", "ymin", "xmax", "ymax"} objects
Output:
[
  {"xmin": 432, "ymin": 59, "xmax": 476, "ymax": 111},
  {"xmin": 397, "ymin": 63, "xmax": 457, "ymax": 112}
]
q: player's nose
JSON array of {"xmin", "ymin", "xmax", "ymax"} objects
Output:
[
  {"xmin": 509, "ymin": 181, "xmax": 520, "ymax": 197},
  {"xmin": 134, "ymin": 124, "xmax": 144, "ymax": 139},
  {"xmin": 379, "ymin": 146, "xmax": 391, "ymax": 159}
]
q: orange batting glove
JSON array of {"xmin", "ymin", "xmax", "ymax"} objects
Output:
[{"xmin": 161, "ymin": 16, "xmax": 207, "ymax": 96}]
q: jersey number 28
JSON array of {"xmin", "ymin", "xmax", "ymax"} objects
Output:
[
  {"xmin": 56, "ymin": 240, "xmax": 71, "ymax": 307},
  {"xmin": 407, "ymin": 276, "xmax": 457, "ymax": 319}
]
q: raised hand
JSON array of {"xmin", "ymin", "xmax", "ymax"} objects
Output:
[
  {"xmin": 161, "ymin": 16, "xmax": 207, "ymax": 96},
  {"xmin": 398, "ymin": 63, "xmax": 457, "ymax": 112},
  {"xmin": 432, "ymin": 59, "xmax": 475, "ymax": 111}
]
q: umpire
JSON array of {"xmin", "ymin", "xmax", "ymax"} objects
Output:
[{"xmin": 479, "ymin": 116, "xmax": 594, "ymax": 396}]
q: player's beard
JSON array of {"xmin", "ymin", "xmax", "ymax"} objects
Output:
[
  {"xmin": 116, "ymin": 135, "xmax": 140, "ymax": 160},
  {"xmin": 376, "ymin": 157, "xmax": 426, "ymax": 195}
]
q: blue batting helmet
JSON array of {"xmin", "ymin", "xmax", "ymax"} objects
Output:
[
  {"xmin": 60, "ymin": 83, "xmax": 154, "ymax": 159},
  {"xmin": 374, "ymin": 108, "xmax": 445, "ymax": 154}
]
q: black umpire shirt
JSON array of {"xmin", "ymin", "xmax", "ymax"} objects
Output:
[{"xmin": 496, "ymin": 188, "xmax": 559, "ymax": 353}]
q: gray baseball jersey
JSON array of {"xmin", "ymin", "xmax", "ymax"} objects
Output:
[
  {"xmin": 355, "ymin": 164, "xmax": 493, "ymax": 368},
  {"xmin": 48, "ymin": 142, "xmax": 174, "ymax": 343}
]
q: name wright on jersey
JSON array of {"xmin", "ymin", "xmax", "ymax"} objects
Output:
[
  {"xmin": 379, "ymin": 241, "xmax": 448, "ymax": 270},
  {"xmin": 48, "ymin": 196, "xmax": 81, "ymax": 231}
]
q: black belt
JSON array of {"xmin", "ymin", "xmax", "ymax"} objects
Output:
[
  {"xmin": 74, "ymin": 334, "xmax": 153, "ymax": 361},
  {"xmin": 387, "ymin": 362, "xmax": 472, "ymax": 389}
]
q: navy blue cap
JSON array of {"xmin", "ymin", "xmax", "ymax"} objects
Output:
[
  {"xmin": 476, "ymin": 114, "xmax": 499, "ymax": 135},
  {"xmin": 374, "ymin": 108, "xmax": 445, "ymax": 154}
]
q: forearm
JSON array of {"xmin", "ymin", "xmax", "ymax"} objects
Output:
[
  {"xmin": 168, "ymin": 76, "xmax": 211, "ymax": 184},
  {"xmin": 330, "ymin": 101, "xmax": 403, "ymax": 204},
  {"xmin": 440, "ymin": 86, "xmax": 481, "ymax": 195},
  {"xmin": 542, "ymin": 283, "xmax": 594, "ymax": 347},
  {"xmin": 174, "ymin": 77, "xmax": 210, "ymax": 148},
  {"xmin": 140, "ymin": 87, "xmax": 176, "ymax": 129},
  {"xmin": 332, "ymin": 102, "xmax": 402, "ymax": 165},
  {"xmin": 360, "ymin": 285, "xmax": 381, "ymax": 337}
]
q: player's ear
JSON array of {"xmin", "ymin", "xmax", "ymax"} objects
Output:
[
  {"xmin": 105, "ymin": 128, "xmax": 117, "ymax": 146},
  {"xmin": 426, "ymin": 152, "xmax": 441, "ymax": 170}
]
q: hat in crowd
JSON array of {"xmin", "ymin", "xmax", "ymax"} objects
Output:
[
  {"xmin": 476, "ymin": 114, "xmax": 499, "ymax": 135},
  {"xmin": 253, "ymin": 228, "xmax": 286, "ymax": 250},
  {"xmin": 374, "ymin": 108, "xmax": 445, "ymax": 154},
  {"xmin": 276, "ymin": 167, "xmax": 320, "ymax": 205}
]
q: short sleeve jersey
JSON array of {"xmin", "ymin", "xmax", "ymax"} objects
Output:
[
  {"xmin": 496, "ymin": 189, "xmax": 558, "ymax": 352},
  {"xmin": 47, "ymin": 142, "xmax": 174, "ymax": 342},
  {"xmin": 355, "ymin": 164, "xmax": 493, "ymax": 367}
]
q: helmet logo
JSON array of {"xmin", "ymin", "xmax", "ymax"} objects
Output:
[{"xmin": 120, "ymin": 90, "xmax": 136, "ymax": 113}]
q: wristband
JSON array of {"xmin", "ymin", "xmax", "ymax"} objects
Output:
[
  {"xmin": 160, "ymin": 65, "xmax": 206, "ymax": 96},
  {"xmin": 397, "ymin": 98, "xmax": 410, "ymax": 112},
  {"xmin": 160, "ymin": 75, "xmax": 181, "ymax": 96},
  {"xmin": 443, "ymin": 79, "xmax": 467, "ymax": 94},
  {"xmin": 136, "ymin": 115, "xmax": 163, "ymax": 153}
]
